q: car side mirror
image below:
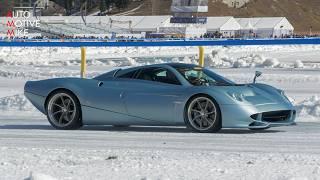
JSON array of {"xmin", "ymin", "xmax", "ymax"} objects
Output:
[{"xmin": 253, "ymin": 71, "xmax": 262, "ymax": 83}]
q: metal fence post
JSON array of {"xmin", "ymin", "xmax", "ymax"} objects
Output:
[
  {"xmin": 80, "ymin": 47, "xmax": 86, "ymax": 78},
  {"xmin": 198, "ymin": 46, "xmax": 205, "ymax": 67}
]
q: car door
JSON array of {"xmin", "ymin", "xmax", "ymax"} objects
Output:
[
  {"xmin": 122, "ymin": 67, "xmax": 186, "ymax": 124},
  {"xmin": 80, "ymin": 78, "xmax": 128, "ymax": 123}
]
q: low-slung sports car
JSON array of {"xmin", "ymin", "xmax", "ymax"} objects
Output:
[{"xmin": 24, "ymin": 63, "xmax": 296, "ymax": 133}]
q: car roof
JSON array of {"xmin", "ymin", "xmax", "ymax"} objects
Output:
[
  {"xmin": 165, "ymin": 63, "xmax": 199, "ymax": 69},
  {"xmin": 114, "ymin": 63, "xmax": 201, "ymax": 76},
  {"xmin": 95, "ymin": 63, "xmax": 202, "ymax": 80},
  {"xmin": 124, "ymin": 63, "xmax": 199, "ymax": 71}
]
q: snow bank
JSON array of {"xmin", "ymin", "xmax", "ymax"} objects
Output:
[
  {"xmin": 0, "ymin": 45, "xmax": 319, "ymax": 68},
  {"xmin": 294, "ymin": 60, "xmax": 304, "ymax": 68},
  {"xmin": 262, "ymin": 58, "xmax": 280, "ymax": 68},
  {"xmin": 0, "ymin": 47, "xmax": 198, "ymax": 66},
  {"xmin": 26, "ymin": 172, "xmax": 58, "ymax": 180},
  {"xmin": 218, "ymin": 45, "xmax": 320, "ymax": 57},
  {"xmin": 295, "ymin": 96, "xmax": 320, "ymax": 120},
  {"xmin": 0, "ymin": 94, "xmax": 33, "ymax": 111},
  {"xmin": 206, "ymin": 50, "xmax": 285, "ymax": 68},
  {"xmin": 0, "ymin": 68, "xmax": 103, "ymax": 79}
]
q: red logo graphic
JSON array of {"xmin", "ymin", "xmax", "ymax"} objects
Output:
[{"xmin": 6, "ymin": 11, "xmax": 15, "ymax": 37}]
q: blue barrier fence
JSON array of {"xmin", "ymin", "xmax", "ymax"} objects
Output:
[{"xmin": 0, "ymin": 38, "xmax": 320, "ymax": 47}]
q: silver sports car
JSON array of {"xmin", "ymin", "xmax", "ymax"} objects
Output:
[{"xmin": 24, "ymin": 63, "xmax": 296, "ymax": 133}]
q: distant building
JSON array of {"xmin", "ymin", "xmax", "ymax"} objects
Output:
[
  {"xmin": 170, "ymin": 0, "xmax": 208, "ymax": 24},
  {"xmin": 166, "ymin": 0, "xmax": 209, "ymax": 38},
  {"xmin": 236, "ymin": 17, "xmax": 294, "ymax": 38}
]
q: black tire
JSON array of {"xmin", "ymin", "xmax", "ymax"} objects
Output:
[
  {"xmin": 184, "ymin": 95, "xmax": 221, "ymax": 133},
  {"xmin": 46, "ymin": 90, "xmax": 82, "ymax": 130}
]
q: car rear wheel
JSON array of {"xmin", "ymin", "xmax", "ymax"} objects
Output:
[
  {"xmin": 46, "ymin": 90, "xmax": 82, "ymax": 130},
  {"xmin": 185, "ymin": 95, "xmax": 221, "ymax": 133}
]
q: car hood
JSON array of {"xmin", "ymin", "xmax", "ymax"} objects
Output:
[{"xmin": 206, "ymin": 83, "xmax": 291, "ymax": 106}]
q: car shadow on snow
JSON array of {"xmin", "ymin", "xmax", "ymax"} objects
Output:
[
  {"xmin": 0, "ymin": 124, "xmax": 284, "ymax": 134},
  {"xmin": 82, "ymin": 126, "xmax": 285, "ymax": 134}
]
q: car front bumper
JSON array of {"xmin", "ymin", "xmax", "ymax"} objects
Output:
[{"xmin": 220, "ymin": 103, "xmax": 296, "ymax": 129}]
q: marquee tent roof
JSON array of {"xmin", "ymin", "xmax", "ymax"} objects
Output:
[{"xmin": 236, "ymin": 17, "xmax": 294, "ymax": 30}]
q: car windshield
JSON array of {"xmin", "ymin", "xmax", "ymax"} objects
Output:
[{"xmin": 175, "ymin": 67, "xmax": 235, "ymax": 86}]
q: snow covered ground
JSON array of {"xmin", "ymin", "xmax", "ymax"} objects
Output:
[
  {"xmin": 1, "ymin": 119, "xmax": 320, "ymax": 180},
  {"xmin": 0, "ymin": 45, "xmax": 320, "ymax": 179}
]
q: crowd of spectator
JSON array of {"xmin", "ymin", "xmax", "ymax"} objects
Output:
[{"xmin": 0, "ymin": 33, "xmax": 320, "ymax": 42}]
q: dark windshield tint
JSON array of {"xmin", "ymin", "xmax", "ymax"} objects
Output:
[
  {"xmin": 117, "ymin": 70, "xmax": 138, "ymax": 78},
  {"xmin": 175, "ymin": 67, "xmax": 235, "ymax": 86},
  {"xmin": 137, "ymin": 67, "xmax": 181, "ymax": 85}
]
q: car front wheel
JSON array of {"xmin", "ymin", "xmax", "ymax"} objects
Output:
[{"xmin": 185, "ymin": 95, "xmax": 221, "ymax": 133}]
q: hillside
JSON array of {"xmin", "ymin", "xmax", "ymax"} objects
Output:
[{"xmin": 130, "ymin": 0, "xmax": 320, "ymax": 33}]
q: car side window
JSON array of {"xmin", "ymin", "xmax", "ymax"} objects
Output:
[
  {"xmin": 117, "ymin": 70, "xmax": 138, "ymax": 79},
  {"xmin": 136, "ymin": 68, "xmax": 181, "ymax": 85}
]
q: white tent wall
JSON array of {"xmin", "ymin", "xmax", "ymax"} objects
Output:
[
  {"xmin": 159, "ymin": 27, "xmax": 187, "ymax": 34},
  {"xmin": 158, "ymin": 26, "xmax": 206, "ymax": 38},
  {"xmin": 220, "ymin": 30, "xmax": 236, "ymax": 37},
  {"xmin": 236, "ymin": 17, "xmax": 295, "ymax": 38},
  {"xmin": 206, "ymin": 16, "xmax": 233, "ymax": 32},
  {"xmin": 219, "ymin": 17, "xmax": 241, "ymax": 37},
  {"xmin": 185, "ymin": 27, "xmax": 207, "ymax": 38},
  {"xmin": 272, "ymin": 29, "xmax": 293, "ymax": 38},
  {"xmin": 115, "ymin": 33, "xmax": 144, "ymax": 38},
  {"xmin": 206, "ymin": 17, "xmax": 241, "ymax": 37},
  {"xmin": 255, "ymin": 28, "xmax": 275, "ymax": 38},
  {"xmin": 239, "ymin": 29, "xmax": 258, "ymax": 38},
  {"xmin": 131, "ymin": 16, "xmax": 171, "ymax": 33},
  {"xmin": 272, "ymin": 18, "xmax": 294, "ymax": 37},
  {"xmin": 238, "ymin": 19, "xmax": 257, "ymax": 38}
]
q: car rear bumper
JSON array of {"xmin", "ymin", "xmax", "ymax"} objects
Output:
[{"xmin": 24, "ymin": 91, "xmax": 46, "ymax": 114}]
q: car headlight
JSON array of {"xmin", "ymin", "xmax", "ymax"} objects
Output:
[{"xmin": 228, "ymin": 92, "xmax": 244, "ymax": 102}]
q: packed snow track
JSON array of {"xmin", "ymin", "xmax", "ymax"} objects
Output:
[{"xmin": 0, "ymin": 119, "xmax": 320, "ymax": 180}]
